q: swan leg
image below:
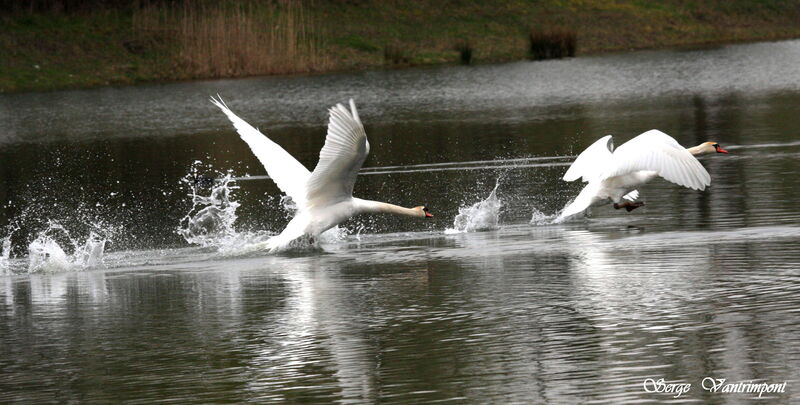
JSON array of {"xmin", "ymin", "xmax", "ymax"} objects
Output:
[{"xmin": 613, "ymin": 201, "xmax": 645, "ymax": 212}]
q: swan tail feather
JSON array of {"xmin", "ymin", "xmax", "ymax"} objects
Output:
[{"xmin": 622, "ymin": 190, "xmax": 639, "ymax": 201}]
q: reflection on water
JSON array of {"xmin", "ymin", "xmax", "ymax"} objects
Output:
[
  {"xmin": 2, "ymin": 230, "xmax": 798, "ymax": 403},
  {"xmin": 1, "ymin": 40, "xmax": 800, "ymax": 403}
]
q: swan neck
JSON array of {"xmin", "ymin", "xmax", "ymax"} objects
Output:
[
  {"xmin": 686, "ymin": 144, "xmax": 710, "ymax": 155},
  {"xmin": 356, "ymin": 199, "xmax": 419, "ymax": 217}
]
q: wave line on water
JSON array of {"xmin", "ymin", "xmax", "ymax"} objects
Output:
[
  {"xmin": 725, "ymin": 140, "xmax": 800, "ymax": 150},
  {"xmin": 234, "ymin": 157, "xmax": 573, "ymax": 181},
  {"xmin": 358, "ymin": 155, "xmax": 576, "ymax": 171},
  {"xmin": 231, "ymin": 139, "xmax": 800, "ymax": 183},
  {"xmin": 360, "ymin": 162, "xmax": 573, "ymax": 176}
]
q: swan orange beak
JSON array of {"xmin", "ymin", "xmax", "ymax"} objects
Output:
[
  {"xmin": 715, "ymin": 145, "xmax": 729, "ymax": 154},
  {"xmin": 425, "ymin": 211, "xmax": 434, "ymax": 218}
]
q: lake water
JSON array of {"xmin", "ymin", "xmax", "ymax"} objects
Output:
[{"xmin": 2, "ymin": 40, "xmax": 800, "ymax": 403}]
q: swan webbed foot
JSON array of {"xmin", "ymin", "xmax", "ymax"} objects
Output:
[
  {"xmin": 625, "ymin": 202, "xmax": 645, "ymax": 212},
  {"xmin": 613, "ymin": 201, "xmax": 645, "ymax": 212}
]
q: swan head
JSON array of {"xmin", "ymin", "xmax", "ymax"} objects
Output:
[
  {"xmin": 414, "ymin": 206, "xmax": 434, "ymax": 218},
  {"xmin": 690, "ymin": 142, "xmax": 729, "ymax": 155},
  {"xmin": 709, "ymin": 142, "xmax": 729, "ymax": 154}
]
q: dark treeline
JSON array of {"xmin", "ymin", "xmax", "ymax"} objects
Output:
[
  {"xmin": 0, "ymin": 0, "xmax": 353, "ymax": 13},
  {"xmin": 0, "ymin": 0, "xmax": 179, "ymax": 13}
]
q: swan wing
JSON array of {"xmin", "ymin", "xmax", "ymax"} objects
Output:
[
  {"xmin": 211, "ymin": 96, "xmax": 311, "ymax": 207},
  {"xmin": 563, "ymin": 135, "xmax": 614, "ymax": 182},
  {"xmin": 306, "ymin": 99, "xmax": 370, "ymax": 209},
  {"xmin": 602, "ymin": 129, "xmax": 711, "ymax": 190},
  {"xmin": 558, "ymin": 182, "xmax": 599, "ymax": 219}
]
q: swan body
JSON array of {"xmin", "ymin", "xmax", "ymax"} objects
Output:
[
  {"xmin": 211, "ymin": 97, "xmax": 431, "ymax": 251},
  {"xmin": 559, "ymin": 129, "xmax": 728, "ymax": 219}
]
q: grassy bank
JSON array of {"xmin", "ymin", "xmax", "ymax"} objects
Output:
[{"xmin": 2, "ymin": 0, "xmax": 800, "ymax": 93}]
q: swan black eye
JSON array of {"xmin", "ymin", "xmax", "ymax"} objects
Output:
[
  {"xmin": 422, "ymin": 206, "xmax": 429, "ymax": 212},
  {"xmin": 713, "ymin": 143, "xmax": 719, "ymax": 147}
]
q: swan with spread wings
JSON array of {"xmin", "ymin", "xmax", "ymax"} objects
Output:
[
  {"xmin": 211, "ymin": 97, "xmax": 432, "ymax": 251},
  {"xmin": 558, "ymin": 129, "xmax": 728, "ymax": 219}
]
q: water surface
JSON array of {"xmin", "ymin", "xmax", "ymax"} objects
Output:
[{"xmin": 1, "ymin": 40, "xmax": 800, "ymax": 403}]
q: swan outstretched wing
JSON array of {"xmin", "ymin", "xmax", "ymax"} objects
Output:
[
  {"xmin": 211, "ymin": 96, "xmax": 311, "ymax": 207},
  {"xmin": 306, "ymin": 99, "xmax": 370, "ymax": 209},
  {"xmin": 563, "ymin": 135, "xmax": 614, "ymax": 182},
  {"xmin": 602, "ymin": 129, "xmax": 711, "ymax": 190}
]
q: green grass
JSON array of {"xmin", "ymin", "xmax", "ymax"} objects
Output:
[
  {"xmin": 337, "ymin": 35, "xmax": 381, "ymax": 53},
  {"xmin": 2, "ymin": 0, "xmax": 800, "ymax": 92}
]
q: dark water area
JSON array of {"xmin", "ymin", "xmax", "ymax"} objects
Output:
[{"xmin": 1, "ymin": 40, "xmax": 799, "ymax": 403}]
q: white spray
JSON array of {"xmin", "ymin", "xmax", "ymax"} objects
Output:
[
  {"xmin": 26, "ymin": 221, "xmax": 108, "ymax": 273},
  {"xmin": 178, "ymin": 162, "xmax": 349, "ymax": 254},
  {"xmin": 0, "ymin": 232, "xmax": 12, "ymax": 274},
  {"xmin": 446, "ymin": 182, "xmax": 503, "ymax": 233},
  {"xmin": 178, "ymin": 169, "xmax": 243, "ymax": 248},
  {"xmin": 177, "ymin": 163, "xmax": 284, "ymax": 254},
  {"xmin": 530, "ymin": 208, "xmax": 561, "ymax": 225}
]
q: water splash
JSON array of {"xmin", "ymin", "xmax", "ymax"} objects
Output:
[
  {"xmin": 27, "ymin": 221, "xmax": 109, "ymax": 273},
  {"xmin": 0, "ymin": 232, "xmax": 12, "ymax": 274},
  {"xmin": 279, "ymin": 195, "xmax": 300, "ymax": 218},
  {"xmin": 177, "ymin": 162, "xmax": 346, "ymax": 254},
  {"xmin": 177, "ymin": 164, "xmax": 276, "ymax": 254},
  {"xmin": 28, "ymin": 230, "xmax": 71, "ymax": 273},
  {"xmin": 530, "ymin": 207, "xmax": 561, "ymax": 225},
  {"xmin": 446, "ymin": 182, "xmax": 503, "ymax": 234},
  {"xmin": 178, "ymin": 166, "xmax": 244, "ymax": 247},
  {"xmin": 79, "ymin": 232, "xmax": 108, "ymax": 267}
]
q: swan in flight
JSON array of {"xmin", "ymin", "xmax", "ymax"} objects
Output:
[
  {"xmin": 558, "ymin": 129, "xmax": 728, "ymax": 219},
  {"xmin": 211, "ymin": 97, "xmax": 432, "ymax": 251}
]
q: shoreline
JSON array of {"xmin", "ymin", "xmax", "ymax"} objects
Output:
[
  {"xmin": 4, "ymin": 35, "xmax": 799, "ymax": 96},
  {"xmin": 3, "ymin": 1, "xmax": 800, "ymax": 94}
]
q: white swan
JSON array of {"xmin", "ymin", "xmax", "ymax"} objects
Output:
[
  {"xmin": 211, "ymin": 97, "xmax": 432, "ymax": 251},
  {"xmin": 558, "ymin": 129, "xmax": 728, "ymax": 219}
]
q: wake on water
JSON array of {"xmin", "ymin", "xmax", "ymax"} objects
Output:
[
  {"xmin": 0, "ymin": 161, "xmax": 343, "ymax": 274},
  {"xmin": 444, "ymin": 180, "xmax": 561, "ymax": 235},
  {"xmin": 177, "ymin": 168, "xmax": 562, "ymax": 255},
  {"xmin": 4, "ymin": 142, "xmax": 791, "ymax": 274},
  {"xmin": 180, "ymin": 169, "xmax": 549, "ymax": 252},
  {"xmin": 0, "ymin": 160, "xmax": 567, "ymax": 275}
]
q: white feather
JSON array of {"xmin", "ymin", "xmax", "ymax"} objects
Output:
[
  {"xmin": 213, "ymin": 98, "xmax": 424, "ymax": 251},
  {"xmin": 306, "ymin": 99, "xmax": 370, "ymax": 210},
  {"xmin": 558, "ymin": 129, "xmax": 713, "ymax": 219},
  {"xmin": 563, "ymin": 135, "xmax": 613, "ymax": 182},
  {"xmin": 601, "ymin": 130, "xmax": 710, "ymax": 190},
  {"xmin": 622, "ymin": 190, "xmax": 639, "ymax": 201},
  {"xmin": 560, "ymin": 183, "xmax": 600, "ymax": 218},
  {"xmin": 210, "ymin": 96, "xmax": 311, "ymax": 208}
]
